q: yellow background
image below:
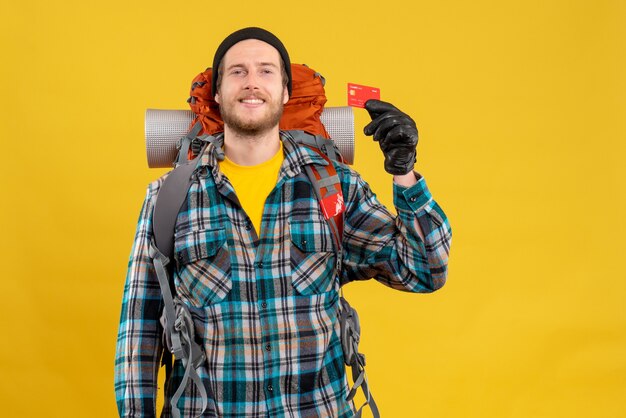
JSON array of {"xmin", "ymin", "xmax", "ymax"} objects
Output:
[{"xmin": 1, "ymin": 0, "xmax": 625, "ymax": 416}]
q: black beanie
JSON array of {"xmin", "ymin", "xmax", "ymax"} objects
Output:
[{"xmin": 211, "ymin": 27, "xmax": 292, "ymax": 97}]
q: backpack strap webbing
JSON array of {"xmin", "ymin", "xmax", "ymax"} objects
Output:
[
  {"xmin": 302, "ymin": 160, "xmax": 344, "ymax": 251},
  {"xmin": 149, "ymin": 242, "xmax": 210, "ymax": 418},
  {"xmin": 150, "ymin": 136, "xmax": 222, "ymax": 417},
  {"xmin": 286, "ymin": 131, "xmax": 380, "ymax": 418},
  {"xmin": 304, "ymin": 155, "xmax": 380, "ymax": 418},
  {"xmin": 153, "ymin": 152, "xmax": 201, "ymax": 262},
  {"xmin": 154, "ymin": 130, "xmax": 224, "ymax": 260},
  {"xmin": 285, "ymin": 131, "xmax": 345, "ymax": 250},
  {"xmin": 341, "ymin": 297, "xmax": 380, "ymax": 418},
  {"xmin": 174, "ymin": 120, "xmax": 203, "ymax": 167}
]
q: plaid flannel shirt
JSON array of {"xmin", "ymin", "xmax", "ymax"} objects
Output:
[{"xmin": 115, "ymin": 134, "xmax": 452, "ymax": 417}]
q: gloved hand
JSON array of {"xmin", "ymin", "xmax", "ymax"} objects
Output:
[{"xmin": 363, "ymin": 99, "xmax": 419, "ymax": 175}]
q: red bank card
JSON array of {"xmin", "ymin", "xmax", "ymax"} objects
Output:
[{"xmin": 347, "ymin": 83, "xmax": 381, "ymax": 108}]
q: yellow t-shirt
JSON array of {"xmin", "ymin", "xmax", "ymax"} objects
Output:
[{"xmin": 219, "ymin": 143, "xmax": 284, "ymax": 234}]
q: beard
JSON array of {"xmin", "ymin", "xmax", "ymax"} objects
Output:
[{"xmin": 219, "ymin": 92, "xmax": 284, "ymax": 137}]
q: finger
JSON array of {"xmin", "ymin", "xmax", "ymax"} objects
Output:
[
  {"xmin": 364, "ymin": 110, "xmax": 402, "ymax": 137},
  {"xmin": 364, "ymin": 99, "xmax": 398, "ymax": 118},
  {"xmin": 363, "ymin": 117, "xmax": 379, "ymax": 136},
  {"xmin": 373, "ymin": 114, "xmax": 406, "ymax": 142},
  {"xmin": 386, "ymin": 124, "xmax": 419, "ymax": 147}
]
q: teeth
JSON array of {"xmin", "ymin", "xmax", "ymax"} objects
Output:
[{"xmin": 241, "ymin": 99, "xmax": 263, "ymax": 104}]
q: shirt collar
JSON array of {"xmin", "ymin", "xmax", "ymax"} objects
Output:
[{"xmin": 280, "ymin": 131, "xmax": 329, "ymax": 179}]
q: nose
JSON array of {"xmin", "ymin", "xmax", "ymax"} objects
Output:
[{"xmin": 243, "ymin": 71, "xmax": 260, "ymax": 90}]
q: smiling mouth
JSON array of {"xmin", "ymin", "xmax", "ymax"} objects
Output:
[{"xmin": 240, "ymin": 98, "xmax": 265, "ymax": 104}]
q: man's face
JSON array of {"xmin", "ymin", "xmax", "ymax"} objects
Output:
[{"xmin": 215, "ymin": 39, "xmax": 289, "ymax": 136}]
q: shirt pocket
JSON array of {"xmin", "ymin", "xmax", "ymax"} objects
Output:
[
  {"xmin": 174, "ymin": 228, "xmax": 232, "ymax": 307},
  {"xmin": 290, "ymin": 219, "xmax": 337, "ymax": 296}
]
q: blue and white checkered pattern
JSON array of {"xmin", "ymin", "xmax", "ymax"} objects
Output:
[{"xmin": 115, "ymin": 134, "xmax": 452, "ymax": 417}]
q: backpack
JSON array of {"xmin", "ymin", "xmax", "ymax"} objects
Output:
[{"xmin": 148, "ymin": 64, "xmax": 379, "ymax": 418}]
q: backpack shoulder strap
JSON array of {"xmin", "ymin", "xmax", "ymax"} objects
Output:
[
  {"xmin": 286, "ymin": 130, "xmax": 380, "ymax": 418},
  {"xmin": 153, "ymin": 129, "xmax": 223, "ymax": 260},
  {"xmin": 150, "ymin": 138, "xmax": 217, "ymax": 418},
  {"xmin": 153, "ymin": 156, "xmax": 200, "ymax": 261},
  {"xmin": 286, "ymin": 130, "xmax": 345, "ymax": 251},
  {"xmin": 302, "ymin": 150, "xmax": 345, "ymax": 252}
]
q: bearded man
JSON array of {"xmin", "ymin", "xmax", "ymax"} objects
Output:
[{"xmin": 115, "ymin": 27, "xmax": 452, "ymax": 417}]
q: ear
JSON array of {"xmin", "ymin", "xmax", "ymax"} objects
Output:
[
  {"xmin": 282, "ymin": 86, "xmax": 289, "ymax": 104},
  {"xmin": 215, "ymin": 92, "xmax": 221, "ymax": 104}
]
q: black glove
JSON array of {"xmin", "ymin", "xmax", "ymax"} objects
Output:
[{"xmin": 363, "ymin": 99, "xmax": 419, "ymax": 175}]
